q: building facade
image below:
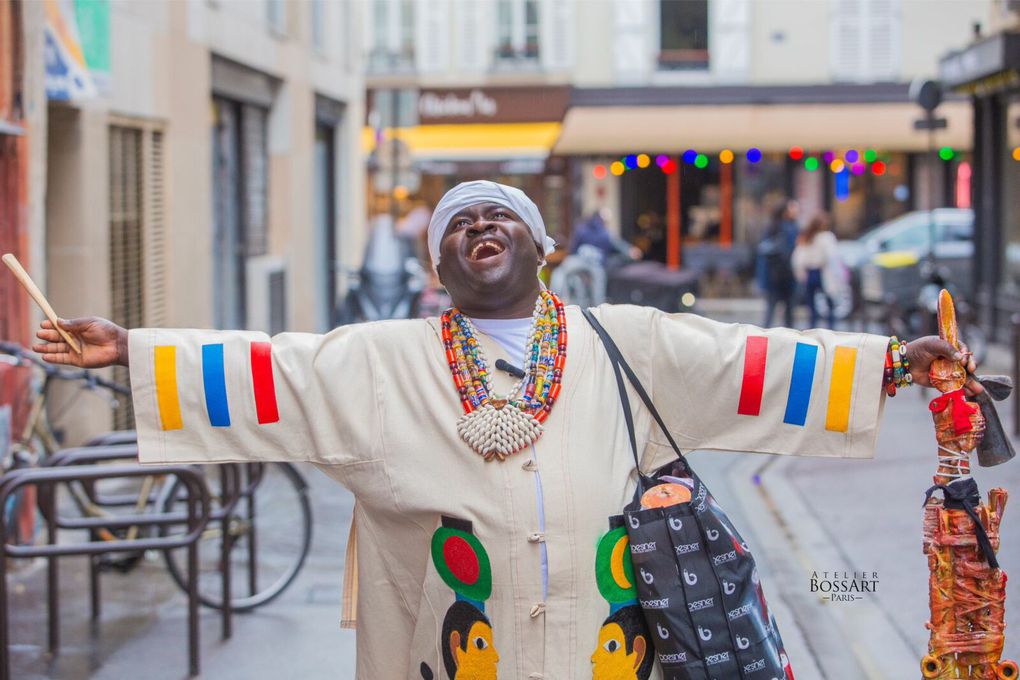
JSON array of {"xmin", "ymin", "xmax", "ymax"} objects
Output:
[
  {"xmin": 364, "ymin": 0, "xmax": 991, "ymax": 272},
  {"xmin": 9, "ymin": 0, "xmax": 366, "ymax": 437},
  {"xmin": 940, "ymin": 0, "xmax": 1020, "ymax": 338},
  {"xmin": 363, "ymin": 0, "xmax": 577, "ymax": 258},
  {"xmin": 565, "ymin": 0, "xmax": 989, "ymax": 265}
]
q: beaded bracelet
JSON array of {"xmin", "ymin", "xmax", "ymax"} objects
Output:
[{"xmin": 884, "ymin": 336, "xmax": 912, "ymax": 396}]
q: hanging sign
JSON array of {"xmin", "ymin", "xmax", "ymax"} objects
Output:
[{"xmin": 44, "ymin": 0, "xmax": 97, "ymax": 101}]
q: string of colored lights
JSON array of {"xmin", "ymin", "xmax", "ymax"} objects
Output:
[{"xmin": 590, "ymin": 145, "xmax": 977, "ymax": 181}]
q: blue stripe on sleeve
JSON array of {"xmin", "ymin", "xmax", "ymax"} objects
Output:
[
  {"xmin": 783, "ymin": 342, "xmax": 818, "ymax": 426},
  {"xmin": 201, "ymin": 343, "xmax": 231, "ymax": 427}
]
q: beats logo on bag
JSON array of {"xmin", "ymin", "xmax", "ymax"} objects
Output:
[
  {"xmin": 698, "ymin": 626, "xmax": 712, "ymax": 642},
  {"xmin": 657, "ymin": 623, "xmax": 670, "ymax": 640},
  {"xmin": 723, "ymin": 580, "xmax": 736, "ymax": 595},
  {"xmin": 683, "ymin": 569, "xmax": 698, "ymax": 586},
  {"xmin": 641, "ymin": 568, "xmax": 654, "ymax": 585}
]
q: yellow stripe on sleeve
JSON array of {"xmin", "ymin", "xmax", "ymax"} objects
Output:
[
  {"xmin": 154, "ymin": 345, "xmax": 184, "ymax": 431},
  {"xmin": 825, "ymin": 346, "xmax": 857, "ymax": 433}
]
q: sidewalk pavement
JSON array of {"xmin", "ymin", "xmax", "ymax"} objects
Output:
[
  {"xmin": 10, "ymin": 464, "xmax": 358, "ymax": 680},
  {"xmin": 707, "ymin": 296, "xmax": 1020, "ymax": 679}
]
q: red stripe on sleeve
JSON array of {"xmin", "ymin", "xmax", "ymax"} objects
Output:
[
  {"xmin": 250, "ymin": 342, "xmax": 280, "ymax": 424},
  {"xmin": 737, "ymin": 336, "xmax": 768, "ymax": 416}
]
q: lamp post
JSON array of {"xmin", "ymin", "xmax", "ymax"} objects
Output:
[{"xmin": 910, "ymin": 79, "xmax": 948, "ymax": 273}]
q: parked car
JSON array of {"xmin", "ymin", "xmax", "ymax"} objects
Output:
[{"xmin": 837, "ymin": 208, "xmax": 974, "ymax": 307}]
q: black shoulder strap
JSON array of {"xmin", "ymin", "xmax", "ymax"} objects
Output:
[{"xmin": 582, "ymin": 308, "xmax": 690, "ymax": 475}]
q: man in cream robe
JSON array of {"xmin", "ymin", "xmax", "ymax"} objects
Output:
[{"xmin": 34, "ymin": 181, "xmax": 970, "ymax": 680}]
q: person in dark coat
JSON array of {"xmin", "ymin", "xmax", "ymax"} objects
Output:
[{"xmin": 755, "ymin": 200, "xmax": 800, "ymax": 328}]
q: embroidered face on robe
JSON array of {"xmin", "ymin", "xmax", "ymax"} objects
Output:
[
  {"xmin": 590, "ymin": 606, "xmax": 651, "ymax": 680},
  {"xmin": 442, "ymin": 601, "xmax": 499, "ymax": 680}
]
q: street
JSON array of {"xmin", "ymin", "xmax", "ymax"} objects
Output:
[{"xmin": 8, "ymin": 301, "xmax": 1019, "ymax": 679}]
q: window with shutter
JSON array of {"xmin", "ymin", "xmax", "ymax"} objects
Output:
[
  {"xmin": 865, "ymin": 0, "xmax": 899, "ymax": 82},
  {"xmin": 540, "ymin": 0, "xmax": 574, "ymax": 72},
  {"xmin": 242, "ymin": 104, "xmax": 269, "ymax": 258},
  {"xmin": 415, "ymin": 0, "xmax": 449, "ymax": 74},
  {"xmin": 109, "ymin": 122, "xmax": 166, "ymax": 430},
  {"xmin": 830, "ymin": 0, "xmax": 900, "ymax": 82},
  {"xmin": 494, "ymin": 0, "xmax": 541, "ymax": 68},
  {"xmin": 368, "ymin": 0, "xmax": 416, "ymax": 73},
  {"xmin": 456, "ymin": 0, "xmax": 490, "ymax": 73},
  {"xmin": 145, "ymin": 130, "xmax": 167, "ymax": 328},
  {"xmin": 614, "ymin": 0, "xmax": 652, "ymax": 81}
]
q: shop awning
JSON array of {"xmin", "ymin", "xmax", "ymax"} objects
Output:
[
  {"xmin": 553, "ymin": 101, "xmax": 972, "ymax": 154},
  {"xmin": 940, "ymin": 32, "xmax": 1020, "ymax": 92},
  {"xmin": 362, "ymin": 122, "xmax": 562, "ymax": 161}
]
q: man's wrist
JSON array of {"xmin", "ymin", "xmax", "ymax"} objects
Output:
[
  {"xmin": 117, "ymin": 328, "xmax": 130, "ymax": 367},
  {"xmin": 883, "ymin": 336, "xmax": 912, "ymax": 396}
]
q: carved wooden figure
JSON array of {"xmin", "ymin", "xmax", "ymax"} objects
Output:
[{"xmin": 921, "ymin": 290, "xmax": 1017, "ymax": 679}]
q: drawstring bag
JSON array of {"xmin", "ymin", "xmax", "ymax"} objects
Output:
[{"xmin": 585, "ymin": 309, "xmax": 796, "ymax": 680}]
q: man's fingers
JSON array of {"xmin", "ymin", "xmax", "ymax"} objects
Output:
[
  {"xmin": 36, "ymin": 328, "xmax": 63, "ymax": 342},
  {"xmin": 33, "ymin": 341, "xmax": 70, "ymax": 354},
  {"xmin": 964, "ymin": 376, "xmax": 985, "ymax": 396},
  {"xmin": 926, "ymin": 337, "xmax": 964, "ymax": 361},
  {"xmin": 57, "ymin": 317, "xmax": 91, "ymax": 332},
  {"xmin": 33, "ymin": 341, "xmax": 71, "ymax": 355},
  {"xmin": 958, "ymin": 342, "xmax": 978, "ymax": 373},
  {"xmin": 40, "ymin": 352, "xmax": 78, "ymax": 366}
]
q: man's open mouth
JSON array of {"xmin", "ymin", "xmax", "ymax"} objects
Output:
[{"xmin": 469, "ymin": 240, "xmax": 506, "ymax": 261}]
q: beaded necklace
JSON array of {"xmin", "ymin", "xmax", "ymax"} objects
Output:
[{"xmin": 441, "ymin": 290, "xmax": 566, "ymax": 461}]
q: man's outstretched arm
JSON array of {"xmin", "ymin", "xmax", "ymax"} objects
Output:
[
  {"xmin": 33, "ymin": 317, "xmax": 382, "ymax": 469},
  {"xmin": 593, "ymin": 305, "xmax": 981, "ymax": 470}
]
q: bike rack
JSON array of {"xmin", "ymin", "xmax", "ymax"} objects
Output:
[
  {"xmin": 43, "ymin": 447, "xmax": 242, "ymax": 639},
  {"xmin": 0, "ymin": 464, "xmax": 212, "ymax": 679},
  {"xmin": 47, "ymin": 444, "xmax": 148, "ymax": 508},
  {"xmin": 85, "ymin": 431, "xmax": 139, "ymax": 447}
]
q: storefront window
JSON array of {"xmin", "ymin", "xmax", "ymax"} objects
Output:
[
  {"xmin": 1003, "ymin": 96, "xmax": 1020, "ymax": 293},
  {"xmin": 830, "ymin": 152, "xmax": 909, "ymax": 238},
  {"xmin": 734, "ymin": 154, "xmax": 785, "ymax": 244}
]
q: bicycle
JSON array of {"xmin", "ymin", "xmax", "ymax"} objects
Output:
[
  {"xmin": 875, "ymin": 263, "xmax": 988, "ymax": 365},
  {"xmin": 157, "ymin": 459, "xmax": 312, "ymax": 611},
  {"xmin": 0, "ymin": 341, "xmax": 131, "ymax": 547}
]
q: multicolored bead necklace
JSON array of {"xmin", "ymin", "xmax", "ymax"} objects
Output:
[{"xmin": 441, "ymin": 290, "xmax": 567, "ymax": 461}]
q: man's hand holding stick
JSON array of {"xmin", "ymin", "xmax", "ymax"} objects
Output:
[{"xmin": 2, "ymin": 253, "xmax": 127, "ymax": 368}]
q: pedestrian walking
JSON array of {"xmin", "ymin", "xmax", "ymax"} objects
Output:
[
  {"xmin": 756, "ymin": 200, "xmax": 800, "ymax": 327},
  {"xmin": 793, "ymin": 212, "xmax": 841, "ymax": 329},
  {"xmin": 32, "ymin": 181, "xmax": 976, "ymax": 680}
]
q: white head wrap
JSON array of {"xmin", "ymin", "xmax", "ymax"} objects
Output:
[{"xmin": 427, "ymin": 180, "xmax": 556, "ymax": 271}]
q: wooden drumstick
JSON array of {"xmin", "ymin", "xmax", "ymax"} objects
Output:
[{"xmin": 2, "ymin": 253, "xmax": 82, "ymax": 354}]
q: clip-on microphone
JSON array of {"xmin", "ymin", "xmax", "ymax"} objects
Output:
[{"xmin": 495, "ymin": 359, "xmax": 526, "ymax": 379}]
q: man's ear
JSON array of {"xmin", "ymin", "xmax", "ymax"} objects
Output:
[{"xmin": 435, "ymin": 263, "xmax": 443, "ymax": 284}]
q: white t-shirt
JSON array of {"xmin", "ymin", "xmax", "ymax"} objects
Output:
[
  {"xmin": 468, "ymin": 315, "xmax": 532, "ymax": 369},
  {"xmin": 792, "ymin": 231, "xmax": 838, "ymax": 278}
]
